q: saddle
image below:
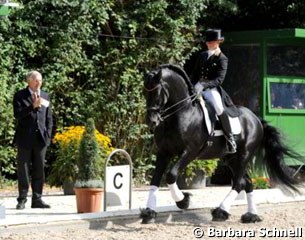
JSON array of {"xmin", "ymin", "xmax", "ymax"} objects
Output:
[{"xmin": 198, "ymin": 96, "xmax": 241, "ymax": 137}]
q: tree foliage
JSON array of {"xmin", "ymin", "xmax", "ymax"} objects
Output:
[
  {"xmin": 1, "ymin": 0, "xmax": 305, "ymax": 184},
  {"xmin": 0, "ymin": 0, "xmax": 206, "ymax": 184},
  {"xmin": 202, "ymin": 0, "xmax": 305, "ymax": 31}
]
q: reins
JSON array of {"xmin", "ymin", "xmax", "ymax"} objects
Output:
[
  {"xmin": 145, "ymin": 82, "xmax": 198, "ymax": 122},
  {"xmin": 160, "ymin": 93, "xmax": 198, "ymax": 121}
]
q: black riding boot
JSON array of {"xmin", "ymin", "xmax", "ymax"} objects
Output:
[{"xmin": 219, "ymin": 112, "xmax": 237, "ymax": 153}]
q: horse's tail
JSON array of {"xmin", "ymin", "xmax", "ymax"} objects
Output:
[{"xmin": 261, "ymin": 119, "xmax": 303, "ymax": 192}]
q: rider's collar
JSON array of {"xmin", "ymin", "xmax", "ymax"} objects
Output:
[{"xmin": 207, "ymin": 47, "xmax": 221, "ymax": 58}]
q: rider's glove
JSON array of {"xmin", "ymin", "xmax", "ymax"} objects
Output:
[
  {"xmin": 194, "ymin": 81, "xmax": 209, "ymax": 94},
  {"xmin": 194, "ymin": 82, "xmax": 204, "ymax": 93}
]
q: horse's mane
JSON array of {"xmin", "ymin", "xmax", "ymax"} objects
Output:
[{"xmin": 159, "ymin": 64, "xmax": 195, "ymax": 96}]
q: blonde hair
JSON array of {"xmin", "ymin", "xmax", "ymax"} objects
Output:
[{"xmin": 26, "ymin": 70, "xmax": 42, "ymax": 82}]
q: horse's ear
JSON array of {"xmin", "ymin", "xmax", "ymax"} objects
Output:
[
  {"xmin": 144, "ymin": 72, "xmax": 153, "ymax": 82},
  {"xmin": 144, "ymin": 68, "xmax": 162, "ymax": 84},
  {"xmin": 155, "ymin": 68, "xmax": 162, "ymax": 83}
]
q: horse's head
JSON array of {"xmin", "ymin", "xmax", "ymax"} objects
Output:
[
  {"xmin": 143, "ymin": 68, "xmax": 169, "ymax": 131},
  {"xmin": 143, "ymin": 64, "xmax": 195, "ymax": 132}
]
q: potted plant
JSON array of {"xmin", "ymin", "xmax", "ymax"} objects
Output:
[
  {"xmin": 74, "ymin": 118, "xmax": 104, "ymax": 213},
  {"xmin": 48, "ymin": 125, "xmax": 113, "ymax": 195},
  {"xmin": 177, "ymin": 159, "xmax": 219, "ymax": 189}
]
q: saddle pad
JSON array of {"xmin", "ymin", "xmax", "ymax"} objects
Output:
[{"xmin": 199, "ymin": 97, "xmax": 241, "ymax": 137}]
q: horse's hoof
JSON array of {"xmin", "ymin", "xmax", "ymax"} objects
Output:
[
  {"xmin": 176, "ymin": 192, "xmax": 192, "ymax": 209},
  {"xmin": 211, "ymin": 207, "xmax": 230, "ymax": 221},
  {"xmin": 140, "ymin": 208, "xmax": 157, "ymax": 224},
  {"xmin": 241, "ymin": 212, "xmax": 263, "ymax": 223}
]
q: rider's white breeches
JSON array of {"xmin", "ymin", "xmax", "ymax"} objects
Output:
[{"xmin": 202, "ymin": 87, "xmax": 224, "ymax": 116}]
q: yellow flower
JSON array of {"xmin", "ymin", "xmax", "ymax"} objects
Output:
[
  {"xmin": 53, "ymin": 125, "xmax": 114, "ymax": 155},
  {"xmin": 49, "ymin": 125, "xmax": 114, "ymax": 187}
]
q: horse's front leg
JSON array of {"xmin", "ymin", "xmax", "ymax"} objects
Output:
[
  {"xmin": 140, "ymin": 153, "xmax": 170, "ymax": 224},
  {"xmin": 166, "ymin": 150, "xmax": 194, "ymax": 210}
]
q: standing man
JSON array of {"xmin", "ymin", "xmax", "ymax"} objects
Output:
[
  {"xmin": 13, "ymin": 70, "xmax": 53, "ymax": 209},
  {"xmin": 191, "ymin": 29, "xmax": 238, "ymax": 153}
]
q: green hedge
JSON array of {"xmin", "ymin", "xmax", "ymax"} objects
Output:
[{"xmin": 0, "ymin": 0, "xmax": 206, "ymax": 184}]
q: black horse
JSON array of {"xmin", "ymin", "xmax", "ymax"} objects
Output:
[{"xmin": 140, "ymin": 64, "xmax": 303, "ymax": 224}]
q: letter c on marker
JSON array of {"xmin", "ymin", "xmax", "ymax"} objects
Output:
[{"xmin": 114, "ymin": 173, "xmax": 123, "ymax": 189}]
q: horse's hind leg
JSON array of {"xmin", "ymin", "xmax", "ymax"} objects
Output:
[
  {"xmin": 212, "ymin": 153, "xmax": 263, "ymax": 223},
  {"xmin": 212, "ymin": 174, "xmax": 262, "ymax": 223},
  {"xmin": 241, "ymin": 174, "xmax": 262, "ymax": 223},
  {"xmin": 211, "ymin": 186, "xmax": 238, "ymax": 221},
  {"xmin": 212, "ymin": 154, "xmax": 248, "ymax": 221}
]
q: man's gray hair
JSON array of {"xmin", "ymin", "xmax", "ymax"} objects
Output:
[{"xmin": 26, "ymin": 70, "xmax": 42, "ymax": 82}]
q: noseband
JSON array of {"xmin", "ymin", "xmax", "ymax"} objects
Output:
[{"xmin": 143, "ymin": 84, "xmax": 161, "ymax": 92}]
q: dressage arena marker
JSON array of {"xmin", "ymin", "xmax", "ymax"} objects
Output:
[
  {"xmin": 0, "ymin": 205, "xmax": 5, "ymax": 219},
  {"xmin": 104, "ymin": 149, "xmax": 133, "ymax": 211}
]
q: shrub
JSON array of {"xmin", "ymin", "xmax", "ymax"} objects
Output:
[
  {"xmin": 48, "ymin": 123, "xmax": 113, "ymax": 187},
  {"xmin": 77, "ymin": 118, "xmax": 101, "ymax": 181},
  {"xmin": 183, "ymin": 159, "xmax": 218, "ymax": 185}
]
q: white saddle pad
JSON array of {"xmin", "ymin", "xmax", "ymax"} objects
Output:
[{"xmin": 199, "ymin": 97, "xmax": 241, "ymax": 137}]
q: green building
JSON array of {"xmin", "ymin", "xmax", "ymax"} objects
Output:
[
  {"xmin": 0, "ymin": 5, "xmax": 10, "ymax": 16},
  {"xmin": 223, "ymin": 28, "xmax": 305, "ymax": 165},
  {"xmin": 0, "ymin": 1, "xmax": 20, "ymax": 16}
]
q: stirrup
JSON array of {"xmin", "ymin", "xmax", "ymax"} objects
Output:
[
  {"xmin": 227, "ymin": 143, "xmax": 236, "ymax": 153},
  {"xmin": 226, "ymin": 137, "xmax": 237, "ymax": 153}
]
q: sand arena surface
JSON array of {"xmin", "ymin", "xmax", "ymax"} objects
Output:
[{"xmin": 1, "ymin": 201, "xmax": 305, "ymax": 240}]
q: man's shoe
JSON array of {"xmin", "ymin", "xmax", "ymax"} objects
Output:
[
  {"xmin": 16, "ymin": 199, "xmax": 27, "ymax": 210},
  {"xmin": 31, "ymin": 199, "xmax": 51, "ymax": 208}
]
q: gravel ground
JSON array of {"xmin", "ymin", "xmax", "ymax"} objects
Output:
[{"xmin": 1, "ymin": 201, "xmax": 305, "ymax": 240}]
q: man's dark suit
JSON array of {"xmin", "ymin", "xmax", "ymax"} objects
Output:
[{"xmin": 13, "ymin": 87, "xmax": 53, "ymax": 202}]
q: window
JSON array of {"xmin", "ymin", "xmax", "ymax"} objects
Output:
[
  {"xmin": 267, "ymin": 45, "xmax": 305, "ymax": 77},
  {"xmin": 222, "ymin": 45, "xmax": 261, "ymax": 115},
  {"xmin": 268, "ymin": 78, "xmax": 305, "ymax": 113}
]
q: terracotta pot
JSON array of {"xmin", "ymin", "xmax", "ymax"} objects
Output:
[{"xmin": 74, "ymin": 188, "xmax": 103, "ymax": 213}]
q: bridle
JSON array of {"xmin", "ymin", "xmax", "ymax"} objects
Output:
[{"xmin": 144, "ymin": 80, "xmax": 198, "ymax": 122}]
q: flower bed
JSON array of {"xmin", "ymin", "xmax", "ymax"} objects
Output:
[{"xmin": 251, "ymin": 176, "xmax": 271, "ymax": 189}]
